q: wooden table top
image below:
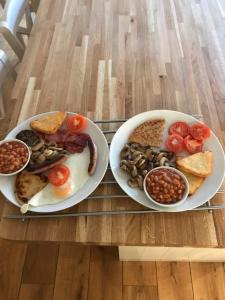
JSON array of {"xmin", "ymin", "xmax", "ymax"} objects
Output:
[{"xmin": 0, "ymin": 0, "xmax": 225, "ymax": 247}]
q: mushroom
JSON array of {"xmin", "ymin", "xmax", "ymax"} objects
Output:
[
  {"xmin": 130, "ymin": 165, "xmax": 138, "ymax": 177},
  {"xmin": 128, "ymin": 178, "xmax": 139, "ymax": 188},
  {"xmin": 37, "ymin": 154, "xmax": 46, "ymax": 163},
  {"xmin": 141, "ymin": 169, "xmax": 148, "ymax": 176},
  {"xmin": 160, "ymin": 157, "xmax": 168, "ymax": 166},
  {"xmin": 137, "ymin": 158, "xmax": 147, "ymax": 169},
  {"xmin": 43, "ymin": 149, "xmax": 54, "ymax": 157},
  {"xmin": 137, "ymin": 175, "xmax": 143, "ymax": 189},
  {"xmin": 31, "ymin": 139, "xmax": 45, "ymax": 151}
]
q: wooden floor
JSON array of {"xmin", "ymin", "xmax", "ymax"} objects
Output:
[{"xmin": 0, "ymin": 240, "xmax": 225, "ymax": 300}]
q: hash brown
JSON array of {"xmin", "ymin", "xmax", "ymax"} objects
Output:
[
  {"xmin": 30, "ymin": 111, "xmax": 66, "ymax": 134},
  {"xmin": 177, "ymin": 151, "xmax": 212, "ymax": 178}
]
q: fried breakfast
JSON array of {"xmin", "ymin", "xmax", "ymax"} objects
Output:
[
  {"xmin": 120, "ymin": 117, "xmax": 214, "ymax": 204},
  {"xmin": 0, "ymin": 112, "xmax": 98, "ymax": 208}
]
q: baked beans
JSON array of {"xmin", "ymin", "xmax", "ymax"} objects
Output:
[
  {"xmin": 0, "ymin": 141, "xmax": 29, "ymax": 174},
  {"xmin": 145, "ymin": 168, "xmax": 186, "ymax": 204}
]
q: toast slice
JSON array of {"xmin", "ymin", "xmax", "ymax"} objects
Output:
[
  {"xmin": 177, "ymin": 151, "xmax": 213, "ymax": 178},
  {"xmin": 128, "ymin": 119, "xmax": 165, "ymax": 147},
  {"xmin": 31, "ymin": 111, "xmax": 66, "ymax": 134},
  {"xmin": 15, "ymin": 172, "xmax": 48, "ymax": 205}
]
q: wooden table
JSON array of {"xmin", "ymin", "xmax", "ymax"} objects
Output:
[{"xmin": 0, "ymin": 0, "xmax": 225, "ymax": 261}]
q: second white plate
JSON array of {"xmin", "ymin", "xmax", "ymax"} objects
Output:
[{"xmin": 110, "ymin": 110, "xmax": 225, "ymax": 212}]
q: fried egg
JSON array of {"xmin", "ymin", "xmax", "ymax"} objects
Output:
[{"xmin": 28, "ymin": 147, "xmax": 90, "ymax": 206}]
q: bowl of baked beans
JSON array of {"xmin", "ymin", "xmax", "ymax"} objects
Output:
[
  {"xmin": 144, "ymin": 167, "xmax": 189, "ymax": 207},
  {"xmin": 0, "ymin": 139, "xmax": 30, "ymax": 176}
]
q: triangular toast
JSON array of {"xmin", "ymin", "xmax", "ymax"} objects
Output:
[
  {"xmin": 177, "ymin": 151, "xmax": 212, "ymax": 178},
  {"xmin": 128, "ymin": 119, "xmax": 165, "ymax": 147}
]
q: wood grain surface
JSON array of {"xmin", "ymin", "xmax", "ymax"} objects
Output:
[
  {"xmin": 1, "ymin": 241, "xmax": 224, "ymax": 300},
  {"xmin": 0, "ymin": 0, "xmax": 225, "ymax": 248}
]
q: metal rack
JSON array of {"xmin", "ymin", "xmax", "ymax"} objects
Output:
[{"xmin": 4, "ymin": 116, "xmax": 225, "ymax": 220}]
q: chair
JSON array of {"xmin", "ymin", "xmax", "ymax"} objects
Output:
[
  {"xmin": 0, "ymin": 49, "xmax": 16, "ymax": 119},
  {"xmin": 0, "ymin": 0, "xmax": 33, "ymax": 60}
]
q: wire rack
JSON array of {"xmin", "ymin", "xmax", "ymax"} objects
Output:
[{"xmin": 4, "ymin": 116, "xmax": 225, "ymax": 220}]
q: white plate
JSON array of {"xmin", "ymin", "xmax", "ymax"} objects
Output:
[
  {"xmin": 110, "ymin": 110, "xmax": 225, "ymax": 212},
  {"xmin": 0, "ymin": 112, "xmax": 109, "ymax": 212}
]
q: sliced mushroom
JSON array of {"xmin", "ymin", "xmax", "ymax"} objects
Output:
[
  {"xmin": 128, "ymin": 178, "xmax": 139, "ymax": 188},
  {"xmin": 32, "ymin": 140, "xmax": 45, "ymax": 151},
  {"xmin": 156, "ymin": 152, "xmax": 166, "ymax": 161},
  {"xmin": 130, "ymin": 165, "xmax": 138, "ymax": 177},
  {"xmin": 120, "ymin": 148, "xmax": 130, "ymax": 159},
  {"xmin": 37, "ymin": 154, "xmax": 46, "ymax": 163},
  {"xmin": 137, "ymin": 175, "xmax": 143, "ymax": 189},
  {"xmin": 145, "ymin": 149, "xmax": 154, "ymax": 160},
  {"xmin": 141, "ymin": 169, "xmax": 148, "ymax": 176},
  {"xmin": 43, "ymin": 149, "xmax": 54, "ymax": 157},
  {"xmin": 137, "ymin": 158, "xmax": 147, "ymax": 169},
  {"xmin": 160, "ymin": 157, "xmax": 168, "ymax": 166}
]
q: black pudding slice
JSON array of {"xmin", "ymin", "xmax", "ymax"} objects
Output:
[{"xmin": 16, "ymin": 130, "xmax": 40, "ymax": 147}]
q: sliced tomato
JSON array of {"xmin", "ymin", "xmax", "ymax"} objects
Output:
[
  {"xmin": 48, "ymin": 165, "xmax": 70, "ymax": 186},
  {"xmin": 190, "ymin": 123, "xmax": 211, "ymax": 141},
  {"xmin": 168, "ymin": 121, "xmax": 190, "ymax": 138},
  {"xmin": 184, "ymin": 135, "xmax": 203, "ymax": 154},
  {"xmin": 67, "ymin": 114, "xmax": 87, "ymax": 133},
  {"xmin": 165, "ymin": 134, "xmax": 184, "ymax": 153}
]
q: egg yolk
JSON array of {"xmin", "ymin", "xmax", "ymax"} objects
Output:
[{"xmin": 52, "ymin": 180, "xmax": 72, "ymax": 198}]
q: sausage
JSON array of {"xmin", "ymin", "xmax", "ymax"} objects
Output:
[
  {"xmin": 26, "ymin": 155, "xmax": 67, "ymax": 174},
  {"xmin": 88, "ymin": 139, "xmax": 97, "ymax": 176}
]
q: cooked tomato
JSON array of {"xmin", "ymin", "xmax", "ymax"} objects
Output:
[
  {"xmin": 184, "ymin": 135, "xmax": 203, "ymax": 154},
  {"xmin": 168, "ymin": 121, "xmax": 190, "ymax": 138},
  {"xmin": 190, "ymin": 123, "xmax": 211, "ymax": 140},
  {"xmin": 165, "ymin": 134, "xmax": 184, "ymax": 153},
  {"xmin": 67, "ymin": 114, "xmax": 87, "ymax": 133},
  {"xmin": 48, "ymin": 165, "xmax": 70, "ymax": 186}
]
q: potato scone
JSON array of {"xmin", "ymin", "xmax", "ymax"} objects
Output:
[
  {"xmin": 128, "ymin": 119, "xmax": 165, "ymax": 147},
  {"xmin": 177, "ymin": 151, "xmax": 213, "ymax": 178},
  {"xmin": 15, "ymin": 172, "xmax": 48, "ymax": 205},
  {"xmin": 30, "ymin": 111, "xmax": 66, "ymax": 134}
]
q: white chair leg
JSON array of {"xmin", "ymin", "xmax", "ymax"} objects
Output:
[
  {"xmin": 0, "ymin": 91, "xmax": 5, "ymax": 119},
  {"xmin": 0, "ymin": 26, "xmax": 25, "ymax": 60}
]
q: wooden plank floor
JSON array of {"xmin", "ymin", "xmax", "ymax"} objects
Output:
[{"xmin": 1, "ymin": 240, "xmax": 225, "ymax": 300}]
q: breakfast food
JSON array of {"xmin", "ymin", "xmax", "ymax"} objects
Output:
[
  {"xmin": 0, "ymin": 141, "xmax": 29, "ymax": 174},
  {"xmin": 0, "ymin": 112, "xmax": 98, "ymax": 210},
  {"xmin": 15, "ymin": 172, "xmax": 48, "ymax": 205},
  {"xmin": 128, "ymin": 119, "xmax": 165, "ymax": 147},
  {"xmin": 177, "ymin": 151, "xmax": 212, "ymax": 177},
  {"xmin": 16, "ymin": 130, "xmax": 41, "ymax": 147},
  {"xmin": 30, "ymin": 111, "xmax": 67, "ymax": 134},
  {"xmin": 26, "ymin": 148, "xmax": 91, "ymax": 206},
  {"xmin": 177, "ymin": 169, "xmax": 204, "ymax": 195},
  {"xmin": 120, "ymin": 142, "xmax": 176, "ymax": 189},
  {"xmin": 66, "ymin": 114, "xmax": 87, "ymax": 133},
  {"xmin": 165, "ymin": 134, "xmax": 184, "ymax": 153},
  {"xmin": 145, "ymin": 168, "xmax": 186, "ymax": 204},
  {"xmin": 166, "ymin": 121, "xmax": 211, "ymax": 154}
]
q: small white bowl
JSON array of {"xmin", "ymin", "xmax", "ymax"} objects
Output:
[
  {"xmin": 0, "ymin": 139, "xmax": 30, "ymax": 176},
  {"xmin": 143, "ymin": 166, "xmax": 189, "ymax": 208}
]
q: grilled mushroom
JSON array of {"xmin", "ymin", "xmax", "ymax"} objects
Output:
[{"xmin": 128, "ymin": 178, "xmax": 139, "ymax": 188}]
